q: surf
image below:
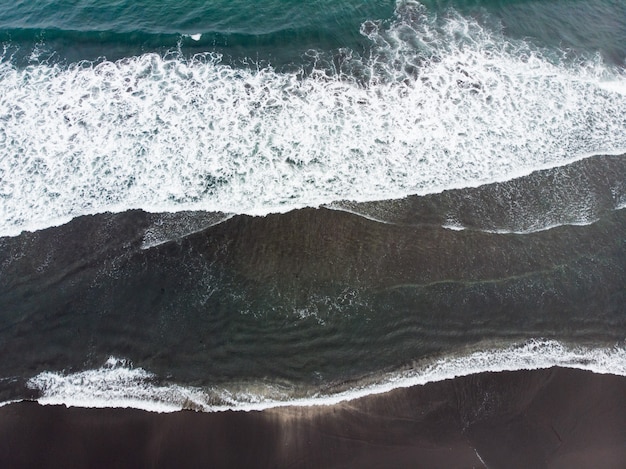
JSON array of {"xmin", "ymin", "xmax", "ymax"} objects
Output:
[
  {"xmin": 1, "ymin": 2, "xmax": 625, "ymax": 238},
  {"xmin": 22, "ymin": 339, "xmax": 626, "ymax": 413}
]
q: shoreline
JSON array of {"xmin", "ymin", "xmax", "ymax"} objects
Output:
[
  {"xmin": 20, "ymin": 339, "xmax": 626, "ymax": 413},
  {"xmin": 2, "ymin": 367, "xmax": 626, "ymax": 468}
]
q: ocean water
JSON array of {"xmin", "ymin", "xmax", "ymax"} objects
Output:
[{"xmin": 0, "ymin": 0, "xmax": 625, "ymax": 410}]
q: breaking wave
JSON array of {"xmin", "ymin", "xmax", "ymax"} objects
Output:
[{"xmin": 1, "ymin": 2, "xmax": 625, "ymax": 237}]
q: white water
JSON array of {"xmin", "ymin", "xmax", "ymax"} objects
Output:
[
  {"xmin": 24, "ymin": 339, "xmax": 626, "ymax": 413},
  {"xmin": 330, "ymin": 201, "xmax": 623, "ymax": 234},
  {"xmin": 1, "ymin": 3, "xmax": 625, "ymax": 237}
]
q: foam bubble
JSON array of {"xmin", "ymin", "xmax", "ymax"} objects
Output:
[
  {"xmin": 23, "ymin": 339, "xmax": 626, "ymax": 413},
  {"xmin": 1, "ymin": 2, "xmax": 625, "ymax": 236}
]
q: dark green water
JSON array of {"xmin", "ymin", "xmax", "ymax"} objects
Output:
[
  {"xmin": 0, "ymin": 0, "xmax": 392, "ymax": 64},
  {"xmin": 1, "ymin": 0, "xmax": 625, "ymax": 65}
]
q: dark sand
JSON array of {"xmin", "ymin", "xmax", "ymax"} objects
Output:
[{"xmin": 1, "ymin": 367, "xmax": 625, "ymax": 468}]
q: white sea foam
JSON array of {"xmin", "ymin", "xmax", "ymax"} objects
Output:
[
  {"xmin": 27, "ymin": 358, "xmax": 208, "ymax": 413},
  {"xmin": 599, "ymin": 80, "xmax": 626, "ymax": 96},
  {"xmin": 0, "ymin": 399, "xmax": 21, "ymax": 408},
  {"xmin": 141, "ymin": 211, "xmax": 233, "ymax": 248},
  {"xmin": 1, "ymin": 2, "xmax": 625, "ymax": 237},
  {"xmin": 329, "ymin": 181, "xmax": 625, "ymax": 234},
  {"xmin": 442, "ymin": 223, "xmax": 467, "ymax": 231},
  {"xmin": 480, "ymin": 218, "xmax": 601, "ymax": 235},
  {"xmin": 440, "ymin": 215, "xmax": 604, "ymax": 235},
  {"xmin": 23, "ymin": 339, "xmax": 626, "ymax": 413}
]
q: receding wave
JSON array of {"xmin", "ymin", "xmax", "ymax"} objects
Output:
[
  {"xmin": 327, "ymin": 154, "xmax": 626, "ymax": 233},
  {"xmin": 24, "ymin": 340, "xmax": 626, "ymax": 413},
  {"xmin": 1, "ymin": 1, "xmax": 625, "ymax": 237}
]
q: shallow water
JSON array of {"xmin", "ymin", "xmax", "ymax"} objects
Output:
[{"xmin": 0, "ymin": 0, "xmax": 625, "ymax": 410}]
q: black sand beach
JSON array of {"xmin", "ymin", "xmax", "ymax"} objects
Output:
[
  {"xmin": 1, "ymin": 0, "xmax": 626, "ymax": 466},
  {"xmin": 1, "ymin": 367, "xmax": 625, "ymax": 468}
]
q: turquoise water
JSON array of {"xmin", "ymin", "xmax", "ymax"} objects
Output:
[
  {"xmin": 0, "ymin": 0, "xmax": 392, "ymax": 63},
  {"xmin": 1, "ymin": 0, "xmax": 624, "ymax": 65}
]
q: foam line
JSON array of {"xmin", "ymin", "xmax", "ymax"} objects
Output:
[{"xmin": 22, "ymin": 340, "xmax": 626, "ymax": 413}]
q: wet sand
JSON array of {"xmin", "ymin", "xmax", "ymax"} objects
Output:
[{"xmin": 1, "ymin": 367, "xmax": 625, "ymax": 468}]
